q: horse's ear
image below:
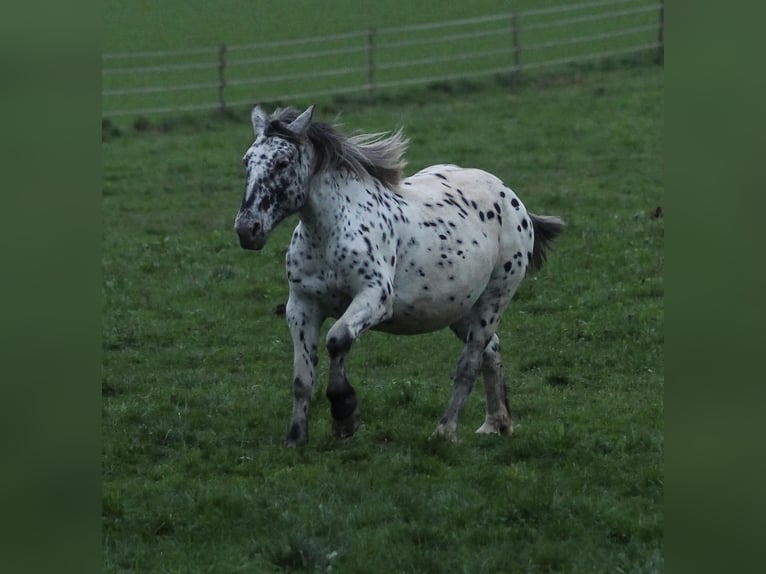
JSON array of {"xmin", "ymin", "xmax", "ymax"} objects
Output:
[
  {"xmin": 286, "ymin": 105, "xmax": 315, "ymax": 137},
  {"xmin": 251, "ymin": 105, "xmax": 269, "ymax": 136}
]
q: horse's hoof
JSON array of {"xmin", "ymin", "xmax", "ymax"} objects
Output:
[
  {"xmin": 431, "ymin": 423, "xmax": 458, "ymax": 443},
  {"xmin": 475, "ymin": 416, "xmax": 514, "ymax": 436},
  {"xmin": 285, "ymin": 422, "xmax": 308, "ymax": 446},
  {"xmin": 331, "ymin": 406, "xmax": 361, "ymax": 439},
  {"xmin": 285, "ymin": 439, "xmax": 305, "ymax": 447}
]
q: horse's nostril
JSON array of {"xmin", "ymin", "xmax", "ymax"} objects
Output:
[{"xmin": 252, "ymin": 222, "xmax": 261, "ymax": 235}]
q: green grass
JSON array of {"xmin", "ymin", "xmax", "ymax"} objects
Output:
[
  {"xmin": 102, "ymin": 0, "xmax": 661, "ymax": 119},
  {"xmin": 102, "ymin": 0, "xmax": 605, "ymax": 52},
  {"xmin": 103, "ymin": 63, "xmax": 663, "ymax": 572}
]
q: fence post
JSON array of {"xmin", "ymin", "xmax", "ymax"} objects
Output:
[
  {"xmin": 511, "ymin": 12, "xmax": 522, "ymax": 77},
  {"xmin": 367, "ymin": 27, "xmax": 376, "ymax": 100},
  {"xmin": 217, "ymin": 44, "xmax": 227, "ymax": 112},
  {"xmin": 656, "ymin": 1, "xmax": 664, "ymax": 65}
]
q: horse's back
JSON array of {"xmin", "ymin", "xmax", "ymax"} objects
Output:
[
  {"xmin": 399, "ymin": 164, "xmax": 534, "ymax": 257},
  {"xmin": 403, "ymin": 164, "xmax": 504, "ymax": 194}
]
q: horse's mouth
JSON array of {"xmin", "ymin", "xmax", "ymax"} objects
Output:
[{"xmin": 238, "ymin": 233, "xmax": 266, "ymax": 251}]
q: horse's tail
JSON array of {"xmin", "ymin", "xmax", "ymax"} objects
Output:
[{"xmin": 529, "ymin": 213, "xmax": 566, "ymax": 272}]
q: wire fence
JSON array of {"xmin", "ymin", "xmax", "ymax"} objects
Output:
[{"xmin": 102, "ymin": 0, "xmax": 664, "ymax": 119}]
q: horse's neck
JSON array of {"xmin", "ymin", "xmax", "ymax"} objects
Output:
[{"xmin": 300, "ymin": 170, "xmax": 368, "ymax": 240}]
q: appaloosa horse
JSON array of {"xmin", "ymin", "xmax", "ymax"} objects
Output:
[{"xmin": 234, "ymin": 105, "xmax": 564, "ymax": 446}]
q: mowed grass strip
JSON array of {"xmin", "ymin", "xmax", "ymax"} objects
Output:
[{"xmin": 103, "ymin": 63, "xmax": 663, "ymax": 573}]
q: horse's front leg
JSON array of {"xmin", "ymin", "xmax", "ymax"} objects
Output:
[
  {"xmin": 285, "ymin": 294, "xmax": 323, "ymax": 446},
  {"xmin": 326, "ymin": 283, "xmax": 394, "ymax": 438}
]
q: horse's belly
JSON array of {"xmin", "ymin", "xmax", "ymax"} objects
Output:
[
  {"xmin": 374, "ymin": 277, "xmax": 488, "ymax": 335},
  {"xmin": 374, "ymin": 306, "xmax": 469, "ymax": 334},
  {"xmin": 380, "ymin": 229, "xmax": 498, "ymax": 333}
]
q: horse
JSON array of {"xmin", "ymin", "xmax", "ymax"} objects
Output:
[{"xmin": 234, "ymin": 105, "xmax": 565, "ymax": 446}]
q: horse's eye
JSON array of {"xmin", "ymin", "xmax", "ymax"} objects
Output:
[{"xmin": 274, "ymin": 159, "xmax": 290, "ymax": 171}]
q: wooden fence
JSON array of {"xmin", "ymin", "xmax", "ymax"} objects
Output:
[{"xmin": 102, "ymin": 0, "xmax": 664, "ymax": 118}]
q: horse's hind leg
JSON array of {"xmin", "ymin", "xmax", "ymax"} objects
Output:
[
  {"xmin": 434, "ymin": 333, "xmax": 484, "ymax": 441},
  {"xmin": 476, "ymin": 334, "xmax": 513, "ymax": 435},
  {"xmin": 437, "ymin": 274, "xmax": 521, "ymax": 440},
  {"xmin": 446, "ymin": 326, "xmax": 512, "ymax": 437}
]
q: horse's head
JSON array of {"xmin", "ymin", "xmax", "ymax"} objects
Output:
[{"xmin": 234, "ymin": 105, "xmax": 315, "ymax": 250}]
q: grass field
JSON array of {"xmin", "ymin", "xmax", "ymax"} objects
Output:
[
  {"xmin": 102, "ymin": 59, "xmax": 663, "ymax": 572},
  {"xmin": 102, "ymin": 0, "xmax": 661, "ymax": 119},
  {"xmin": 102, "ymin": 0, "xmax": 602, "ymax": 52}
]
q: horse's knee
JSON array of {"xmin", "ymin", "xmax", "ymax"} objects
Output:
[
  {"xmin": 327, "ymin": 323, "xmax": 353, "ymax": 358},
  {"xmin": 482, "ymin": 338, "xmax": 503, "ymax": 374},
  {"xmin": 292, "ymin": 376, "xmax": 312, "ymax": 401},
  {"xmin": 483, "ymin": 334, "xmax": 501, "ymax": 356}
]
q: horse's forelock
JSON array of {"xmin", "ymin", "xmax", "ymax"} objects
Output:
[{"xmin": 263, "ymin": 108, "xmax": 302, "ymax": 141}]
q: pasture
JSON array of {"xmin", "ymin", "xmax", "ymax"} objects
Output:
[
  {"xmin": 102, "ymin": 62, "xmax": 663, "ymax": 572},
  {"xmin": 102, "ymin": 0, "xmax": 662, "ymax": 119}
]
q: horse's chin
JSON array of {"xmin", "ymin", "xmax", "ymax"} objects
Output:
[{"xmin": 238, "ymin": 234, "xmax": 267, "ymax": 251}]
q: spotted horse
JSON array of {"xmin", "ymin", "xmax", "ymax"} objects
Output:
[{"xmin": 234, "ymin": 105, "xmax": 565, "ymax": 446}]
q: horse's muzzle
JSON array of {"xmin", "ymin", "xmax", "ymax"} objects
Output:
[{"xmin": 235, "ymin": 219, "xmax": 266, "ymax": 250}]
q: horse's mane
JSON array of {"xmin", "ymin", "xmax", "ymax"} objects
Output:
[{"xmin": 266, "ymin": 107, "xmax": 408, "ymax": 188}]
